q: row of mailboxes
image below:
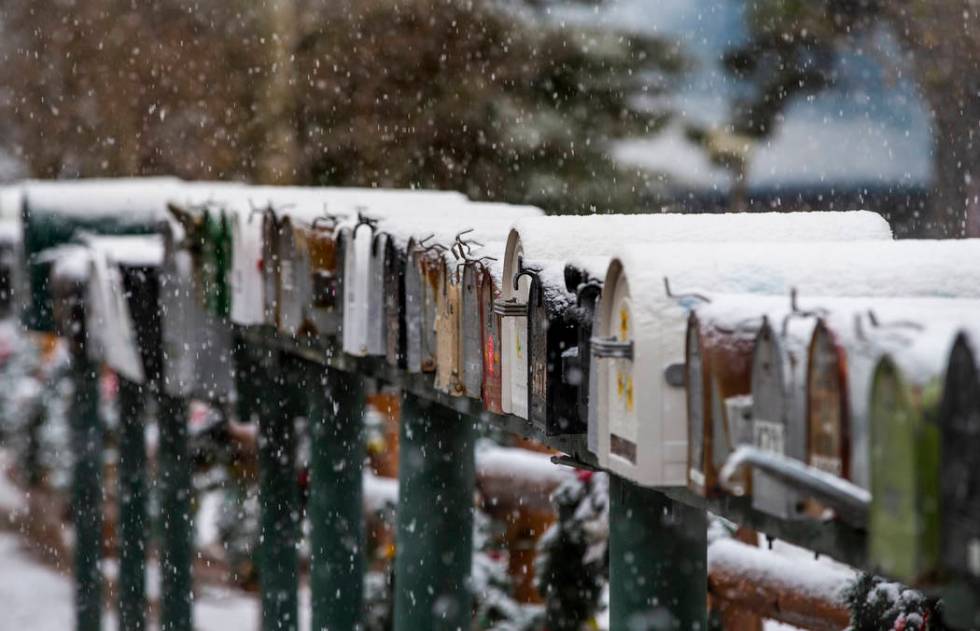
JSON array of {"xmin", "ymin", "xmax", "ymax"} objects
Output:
[{"xmin": 593, "ymin": 239, "xmax": 980, "ymax": 489}]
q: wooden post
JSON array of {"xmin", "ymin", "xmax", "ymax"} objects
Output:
[
  {"xmin": 157, "ymin": 391, "xmax": 193, "ymax": 631},
  {"xmin": 306, "ymin": 363, "xmax": 365, "ymax": 630},
  {"xmin": 394, "ymin": 393, "xmax": 475, "ymax": 631},
  {"xmin": 609, "ymin": 475, "xmax": 707, "ymax": 630},
  {"xmin": 70, "ymin": 348, "xmax": 103, "ymax": 631},
  {"xmin": 256, "ymin": 350, "xmax": 300, "ymax": 631},
  {"xmin": 117, "ymin": 378, "xmax": 147, "ymax": 631}
]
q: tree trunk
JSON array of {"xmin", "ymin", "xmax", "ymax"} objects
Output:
[{"xmin": 255, "ymin": 0, "xmax": 300, "ymax": 185}]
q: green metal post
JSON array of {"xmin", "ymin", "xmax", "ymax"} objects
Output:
[
  {"xmin": 609, "ymin": 475, "xmax": 707, "ymax": 631},
  {"xmin": 117, "ymin": 378, "xmax": 147, "ymax": 631},
  {"xmin": 307, "ymin": 363, "xmax": 365, "ymax": 631},
  {"xmin": 256, "ymin": 349, "xmax": 300, "ymax": 631},
  {"xmin": 157, "ymin": 392, "xmax": 193, "ymax": 631},
  {"xmin": 394, "ymin": 393, "xmax": 475, "ymax": 631},
  {"xmin": 70, "ymin": 350, "xmax": 103, "ymax": 631}
]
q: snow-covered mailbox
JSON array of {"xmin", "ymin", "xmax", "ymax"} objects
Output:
[
  {"xmin": 939, "ymin": 331, "xmax": 980, "ymax": 586},
  {"xmin": 684, "ymin": 295, "xmax": 790, "ymax": 497},
  {"xmin": 501, "ymin": 211, "xmax": 892, "ymax": 436},
  {"xmin": 338, "ymin": 191, "xmax": 469, "ymax": 358},
  {"xmin": 594, "ymin": 238, "xmax": 980, "ymax": 488},
  {"xmin": 21, "ymin": 178, "xmax": 181, "ymax": 332},
  {"xmin": 804, "ymin": 299, "xmax": 980, "ymax": 507},
  {"xmin": 866, "ymin": 317, "xmax": 980, "ymax": 584},
  {"xmin": 374, "ymin": 204, "xmax": 541, "ymax": 376}
]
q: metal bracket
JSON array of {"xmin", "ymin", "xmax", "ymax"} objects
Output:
[
  {"xmin": 663, "ymin": 277, "xmax": 711, "ymax": 304},
  {"xmin": 512, "ymin": 255, "xmax": 541, "ymax": 292},
  {"xmin": 591, "ymin": 336, "xmax": 634, "ymax": 360}
]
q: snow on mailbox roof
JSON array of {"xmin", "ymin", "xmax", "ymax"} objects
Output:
[
  {"xmin": 509, "ymin": 210, "xmax": 891, "ymax": 265},
  {"xmin": 78, "ymin": 234, "xmax": 164, "ymax": 268},
  {"xmin": 376, "ymin": 203, "xmax": 543, "ymax": 250},
  {"xmin": 24, "ymin": 177, "xmax": 183, "ymax": 221},
  {"xmin": 614, "ymin": 239, "xmax": 980, "ymax": 332},
  {"xmin": 696, "ymin": 291, "xmax": 980, "ymax": 388}
]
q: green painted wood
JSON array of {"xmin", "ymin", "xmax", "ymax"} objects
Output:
[
  {"xmin": 869, "ymin": 358, "xmax": 942, "ymax": 585},
  {"xmin": 394, "ymin": 393, "xmax": 475, "ymax": 631},
  {"xmin": 307, "ymin": 363, "xmax": 365, "ymax": 631},
  {"xmin": 117, "ymin": 378, "xmax": 147, "ymax": 631},
  {"xmin": 257, "ymin": 350, "xmax": 300, "ymax": 631},
  {"xmin": 70, "ymin": 349, "xmax": 103, "ymax": 631},
  {"xmin": 157, "ymin": 392, "xmax": 193, "ymax": 631},
  {"xmin": 609, "ymin": 476, "xmax": 707, "ymax": 631}
]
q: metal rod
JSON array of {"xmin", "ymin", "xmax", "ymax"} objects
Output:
[
  {"xmin": 117, "ymin": 378, "xmax": 147, "ymax": 631},
  {"xmin": 156, "ymin": 391, "xmax": 193, "ymax": 631},
  {"xmin": 257, "ymin": 350, "xmax": 300, "ymax": 631},
  {"xmin": 307, "ymin": 362, "xmax": 365, "ymax": 631},
  {"xmin": 70, "ymin": 348, "xmax": 103, "ymax": 631},
  {"xmin": 609, "ymin": 475, "xmax": 707, "ymax": 630},
  {"xmin": 394, "ymin": 393, "xmax": 475, "ymax": 631}
]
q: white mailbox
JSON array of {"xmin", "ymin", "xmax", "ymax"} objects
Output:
[{"xmin": 594, "ymin": 238, "xmax": 980, "ymax": 488}]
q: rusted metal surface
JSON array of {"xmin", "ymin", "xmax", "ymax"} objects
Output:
[
  {"xmin": 435, "ymin": 265, "xmax": 463, "ymax": 395},
  {"xmin": 806, "ymin": 322, "xmax": 851, "ymax": 481},
  {"xmin": 686, "ymin": 313, "xmax": 755, "ymax": 497},
  {"xmin": 261, "ymin": 209, "xmax": 282, "ymax": 328},
  {"xmin": 419, "ymin": 253, "xmax": 442, "ymax": 373},
  {"xmin": 306, "ymin": 220, "xmax": 341, "ymax": 336},
  {"xmin": 460, "ymin": 264, "xmax": 484, "ymax": 398},
  {"xmin": 479, "ymin": 269, "xmax": 504, "ymax": 414}
]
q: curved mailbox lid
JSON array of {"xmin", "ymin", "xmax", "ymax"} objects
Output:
[
  {"xmin": 501, "ymin": 210, "xmax": 892, "ymax": 420},
  {"xmin": 939, "ymin": 331, "xmax": 980, "ymax": 586},
  {"xmin": 596, "ymin": 238, "xmax": 980, "ymax": 487},
  {"xmin": 80, "ymin": 234, "xmax": 164, "ymax": 385}
]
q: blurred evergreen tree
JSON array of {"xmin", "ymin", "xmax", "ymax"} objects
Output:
[
  {"xmin": 0, "ymin": 0, "xmax": 685, "ymax": 214},
  {"xmin": 719, "ymin": 0, "xmax": 980, "ymax": 235}
]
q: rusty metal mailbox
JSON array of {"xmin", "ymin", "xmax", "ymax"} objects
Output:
[
  {"xmin": 480, "ymin": 266, "xmax": 504, "ymax": 413},
  {"xmin": 940, "ymin": 331, "xmax": 980, "ymax": 586}
]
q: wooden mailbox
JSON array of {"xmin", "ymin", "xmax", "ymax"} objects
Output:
[{"xmin": 594, "ymin": 239, "xmax": 980, "ymax": 487}]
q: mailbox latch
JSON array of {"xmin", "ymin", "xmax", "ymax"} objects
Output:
[{"xmin": 590, "ymin": 336, "xmax": 633, "ymax": 360}]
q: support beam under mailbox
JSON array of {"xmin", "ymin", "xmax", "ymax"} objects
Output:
[
  {"xmin": 609, "ymin": 475, "xmax": 708, "ymax": 631},
  {"xmin": 306, "ymin": 362, "xmax": 365, "ymax": 631},
  {"xmin": 394, "ymin": 393, "xmax": 475, "ymax": 631}
]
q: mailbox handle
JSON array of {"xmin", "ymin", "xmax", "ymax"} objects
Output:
[
  {"xmin": 590, "ymin": 336, "xmax": 634, "ymax": 360},
  {"xmin": 493, "ymin": 298, "xmax": 528, "ymax": 317}
]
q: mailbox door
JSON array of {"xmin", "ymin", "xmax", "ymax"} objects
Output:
[
  {"xmin": 607, "ymin": 281, "xmax": 637, "ymax": 465},
  {"xmin": 160, "ymin": 231, "xmax": 199, "ymax": 398},
  {"xmin": 230, "ymin": 213, "xmax": 265, "ymax": 327},
  {"xmin": 308, "ymin": 225, "xmax": 341, "ymax": 336},
  {"xmin": 528, "ymin": 280, "xmax": 548, "ymax": 431},
  {"xmin": 277, "ymin": 218, "xmax": 303, "ymax": 336},
  {"xmin": 435, "ymin": 265, "xmax": 458, "ymax": 393},
  {"xmin": 261, "ymin": 212, "xmax": 281, "ymax": 327},
  {"xmin": 576, "ymin": 286, "xmax": 601, "ymax": 450},
  {"xmin": 342, "ymin": 224, "xmax": 373, "ymax": 356},
  {"xmin": 480, "ymin": 271, "xmax": 503, "ymax": 414},
  {"xmin": 419, "ymin": 254, "xmax": 441, "ymax": 372},
  {"xmin": 870, "ymin": 359, "xmax": 940, "ymax": 584},
  {"xmin": 750, "ymin": 322, "xmax": 800, "ymax": 519},
  {"xmin": 120, "ymin": 265, "xmax": 163, "ymax": 386},
  {"xmin": 806, "ymin": 323, "xmax": 850, "ymax": 480},
  {"xmin": 941, "ymin": 336, "xmax": 980, "ymax": 584},
  {"xmin": 366, "ymin": 234, "xmax": 387, "ymax": 355},
  {"xmin": 384, "ymin": 241, "xmax": 405, "ymax": 367},
  {"xmin": 404, "ymin": 250, "xmax": 425, "ymax": 373},
  {"xmin": 686, "ymin": 321, "xmax": 709, "ymax": 494},
  {"xmin": 461, "ymin": 265, "xmax": 483, "ymax": 398}
]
